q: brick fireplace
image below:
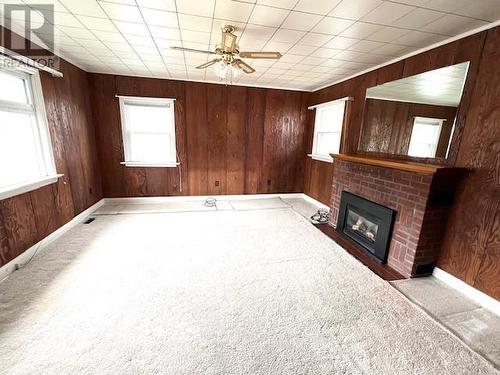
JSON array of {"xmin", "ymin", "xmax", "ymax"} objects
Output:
[{"xmin": 329, "ymin": 154, "xmax": 463, "ymax": 278}]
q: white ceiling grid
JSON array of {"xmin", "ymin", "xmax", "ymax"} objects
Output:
[{"xmin": 0, "ymin": 0, "xmax": 498, "ymax": 91}]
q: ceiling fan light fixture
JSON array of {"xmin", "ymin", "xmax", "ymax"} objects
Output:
[{"xmin": 214, "ymin": 59, "xmax": 241, "ymax": 84}]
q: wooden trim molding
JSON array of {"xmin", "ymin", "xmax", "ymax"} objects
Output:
[{"xmin": 331, "ymin": 154, "xmax": 445, "ymax": 175}]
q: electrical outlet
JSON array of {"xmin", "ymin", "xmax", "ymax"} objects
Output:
[{"xmin": 215, "ymin": 180, "xmax": 220, "ymax": 187}]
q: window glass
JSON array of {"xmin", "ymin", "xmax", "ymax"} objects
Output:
[
  {"xmin": 0, "ymin": 68, "xmax": 55, "ymax": 195},
  {"xmin": 119, "ymin": 97, "xmax": 177, "ymax": 165},
  {"xmin": 0, "ymin": 70, "xmax": 30, "ymax": 104},
  {"xmin": 408, "ymin": 117, "xmax": 443, "ymax": 158},
  {"xmin": 311, "ymin": 99, "xmax": 347, "ymax": 160}
]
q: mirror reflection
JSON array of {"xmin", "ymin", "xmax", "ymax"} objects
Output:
[{"xmin": 359, "ymin": 62, "xmax": 469, "ymax": 159}]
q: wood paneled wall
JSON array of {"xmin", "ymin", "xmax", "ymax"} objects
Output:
[
  {"xmin": 304, "ymin": 26, "xmax": 500, "ymax": 299},
  {"xmin": 0, "ymin": 60, "xmax": 102, "ymax": 268},
  {"xmin": 359, "ymin": 99, "xmax": 457, "ymax": 158},
  {"xmin": 436, "ymin": 27, "xmax": 500, "ymax": 299},
  {"xmin": 89, "ymin": 74, "xmax": 308, "ymax": 197}
]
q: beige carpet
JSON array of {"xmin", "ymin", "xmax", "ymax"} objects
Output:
[{"xmin": 0, "ymin": 208, "xmax": 497, "ymax": 374}]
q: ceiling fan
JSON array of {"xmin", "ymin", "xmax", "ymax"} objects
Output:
[{"xmin": 171, "ymin": 25, "xmax": 282, "ymax": 81}]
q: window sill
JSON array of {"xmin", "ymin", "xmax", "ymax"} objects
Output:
[
  {"xmin": 0, "ymin": 174, "xmax": 63, "ymax": 201},
  {"xmin": 120, "ymin": 162, "xmax": 180, "ymax": 168},
  {"xmin": 308, "ymin": 154, "xmax": 333, "ymax": 163}
]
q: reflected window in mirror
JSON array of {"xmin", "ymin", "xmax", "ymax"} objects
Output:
[
  {"xmin": 310, "ymin": 98, "xmax": 347, "ymax": 162},
  {"xmin": 408, "ymin": 117, "xmax": 444, "ymax": 158},
  {"xmin": 360, "ymin": 61, "xmax": 469, "ymax": 161}
]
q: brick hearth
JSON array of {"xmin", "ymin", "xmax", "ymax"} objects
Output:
[{"xmin": 329, "ymin": 156, "xmax": 462, "ymax": 278}]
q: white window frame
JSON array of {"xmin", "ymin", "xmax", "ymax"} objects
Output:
[
  {"xmin": 0, "ymin": 64, "xmax": 61, "ymax": 201},
  {"xmin": 408, "ymin": 116, "xmax": 444, "ymax": 158},
  {"xmin": 308, "ymin": 97, "xmax": 349, "ymax": 163},
  {"xmin": 118, "ymin": 95, "xmax": 179, "ymax": 168}
]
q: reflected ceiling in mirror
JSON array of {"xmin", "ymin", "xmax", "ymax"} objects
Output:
[
  {"xmin": 360, "ymin": 62, "xmax": 469, "ymax": 160},
  {"xmin": 366, "ymin": 62, "xmax": 469, "ymax": 107}
]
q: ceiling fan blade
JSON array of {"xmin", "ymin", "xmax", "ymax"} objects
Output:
[
  {"xmin": 196, "ymin": 59, "xmax": 221, "ymax": 69},
  {"xmin": 221, "ymin": 30, "xmax": 237, "ymax": 52},
  {"xmin": 170, "ymin": 46, "xmax": 216, "ymax": 55},
  {"xmin": 233, "ymin": 59, "xmax": 255, "ymax": 74},
  {"xmin": 239, "ymin": 51, "xmax": 282, "ymax": 59}
]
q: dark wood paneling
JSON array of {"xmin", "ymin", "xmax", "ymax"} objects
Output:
[
  {"xmin": 437, "ymin": 27, "xmax": 500, "ymax": 299},
  {"xmin": 206, "ymin": 84, "xmax": 228, "ymax": 195},
  {"xmin": 305, "ymin": 26, "xmax": 500, "ymax": 299},
  {"xmin": 244, "ymin": 88, "xmax": 266, "ymax": 194},
  {"xmin": 91, "ymin": 75, "xmax": 308, "ymax": 197},
  {"xmin": 0, "ymin": 58, "xmax": 103, "ymax": 268},
  {"xmin": 226, "ymin": 86, "xmax": 247, "ymax": 194},
  {"xmin": 360, "ymin": 99, "xmax": 457, "ymax": 157},
  {"xmin": 185, "ymin": 82, "xmax": 209, "ymax": 195}
]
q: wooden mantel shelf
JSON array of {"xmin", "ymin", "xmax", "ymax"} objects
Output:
[{"xmin": 331, "ymin": 154, "xmax": 446, "ymax": 175}]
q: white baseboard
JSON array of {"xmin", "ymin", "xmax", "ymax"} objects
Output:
[
  {"xmin": 0, "ymin": 199, "xmax": 104, "ymax": 283},
  {"xmin": 104, "ymin": 193, "xmax": 329, "ymax": 209},
  {"xmin": 433, "ymin": 267, "xmax": 500, "ymax": 316}
]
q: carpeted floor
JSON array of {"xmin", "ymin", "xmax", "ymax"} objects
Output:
[{"xmin": 0, "ymin": 207, "xmax": 497, "ymax": 374}]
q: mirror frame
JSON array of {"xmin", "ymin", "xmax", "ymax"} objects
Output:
[{"xmin": 357, "ymin": 60, "xmax": 474, "ymax": 166}]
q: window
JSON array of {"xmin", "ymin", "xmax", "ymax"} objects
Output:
[
  {"xmin": 0, "ymin": 67, "xmax": 58, "ymax": 200},
  {"xmin": 118, "ymin": 96, "xmax": 178, "ymax": 167},
  {"xmin": 309, "ymin": 98, "xmax": 347, "ymax": 162},
  {"xmin": 408, "ymin": 117, "xmax": 444, "ymax": 158}
]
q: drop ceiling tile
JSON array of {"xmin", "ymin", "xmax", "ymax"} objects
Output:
[
  {"xmin": 113, "ymin": 20, "xmax": 150, "ymax": 36},
  {"xmin": 392, "ymin": 8, "xmax": 444, "ymax": 29},
  {"xmin": 176, "ymin": 0, "xmax": 215, "ymax": 17},
  {"xmin": 257, "ymin": 0, "xmax": 297, "ymax": 8},
  {"xmin": 281, "ymin": 11, "xmax": 323, "ymax": 31},
  {"xmin": 52, "ymin": 12, "xmax": 81, "ymax": 27},
  {"xmin": 300, "ymin": 56, "xmax": 327, "ymax": 66},
  {"xmin": 241, "ymin": 24, "xmax": 277, "ymax": 41},
  {"xmin": 278, "ymin": 53, "xmax": 304, "ymax": 63},
  {"xmin": 94, "ymin": 30, "xmax": 128, "ymax": 43},
  {"xmin": 76, "ymin": 15, "xmax": 117, "ymax": 32},
  {"xmin": 178, "ymin": 14, "xmax": 213, "ymax": 32},
  {"xmin": 270, "ymin": 28, "xmax": 306, "ymax": 43},
  {"xmin": 374, "ymin": 43, "xmax": 416, "ymax": 57},
  {"xmin": 423, "ymin": 0, "xmax": 471, "ymax": 13},
  {"xmin": 339, "ymin": 22, "xmax": 382, "ymax": 39},
  {"xmin": 393, "ymin": 30, "xmax": 446, "ymax": 47},
  {"xmin": 59, "ymin": 0, "xmax": 107, "ymax": 17},
  {"xmin": 181, "ymin": 29, "xmax": 210, "ymax": 44},
  {"xmin": 323, "ymin": 35, "xmax": 358, "ymax": 49},
  {"xmin": 454, "ymin": 0, "xmax": 500, "ymax": 22},
  {"xmin": 347, "ymin": 39, "xmax": 385, "ymax": 52},
  {"xmin": 361, "ymin": 2, "xmax": 415, "ymax": 25},
  {"xmin": 136, "ymin": 0, "xmax": 176, "ymax": 12},
  {"xmin": 100, "ymin": 2, "xmax": 143, "ymax": 23},
  {"xmin": 248, "ymin": 5, "xmax": 289, "ymax": 27},
  {"xmin": 149, "ymin": 25, "xmax": 180, "ymax": 40},
  {"xmin": 329, "ymin": 0, "xmax": 382, "ymax": 20},
  {"xmin": 421, "ymin": 14, "xmax": 488, "ymax": 36},
  {"xmin": 298, "ymin": 32, "xmax": 333, "ymax": 47},
  {"xmin": 311, "ymin": 47, "xmax": 342, "ymax": 58},
  {"xmin": 141, "ymin": 8, "xmax": 178, "ymax": 27},
  {"xmin": 126, "ymin": 34, "xmax": 156, "ymax": 46},
  {"xmin": 214, "ymin": 0, "xmax": 254, "ymax": 23},
  {"xmin": 57, "ymin": 25, "xmax": 97, "ymax": 40},
  {"xmin": 105, "ymin": 41, "xmax": 135, "ymax": 52},
  {"xmin": 367, "ymin": 26, "xmax": 410, "ymax": 43},
  {"xmin": 238, "ymin": 37, "xmax": 269, "ymax": 51},
  {"xmin": 311, "ymin": 17, "xmax": 354, "ymax": 35},
  {"xmin": 294, "ymin": 0, "xmax": 341, "ymax": 15},
  {"xmin": 286, "ymin": 44, "xmax": 317, "ymax": 56}
]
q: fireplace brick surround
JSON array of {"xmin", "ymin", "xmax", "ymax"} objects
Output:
[{"xmin": 329, "ymin": 155, "xmax": 463, "ymax": 278}]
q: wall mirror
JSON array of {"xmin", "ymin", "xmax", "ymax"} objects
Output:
[{"xmin": 359, "ymin": 61, "xmax": 470, "ymax": 160}]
